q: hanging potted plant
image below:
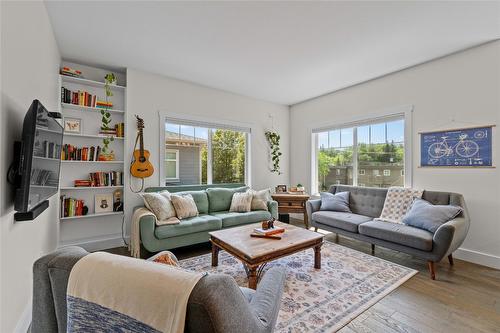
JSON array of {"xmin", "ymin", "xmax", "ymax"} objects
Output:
[
  {"xmin": 99, "ymin": 73, "xmax": 116, "ymax": 161},
  {"xmin": 265, "ymin": 130, "xmax": 282, "ymax": 175}
]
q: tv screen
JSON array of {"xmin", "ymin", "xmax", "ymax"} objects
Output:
[{"xmin": 14, "ymin": 100, "xmax": 63, "ymax": 213}]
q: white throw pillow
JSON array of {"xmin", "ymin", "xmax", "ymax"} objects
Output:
[
  {"xmin": 170, "ymin": 194, "xmax": 199, "ymax": 219},
  {"xmin": 249, "ymin": 188, "xmax": 271, "ymax": 211},
  {"xmin": 229, "ymin": 191, "xmax": 253, "ymax": 213},
  {"xmin": 140, "ymin": 191, "xmax": 177, "ymax": 222}
]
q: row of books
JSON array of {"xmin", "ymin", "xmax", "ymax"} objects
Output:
[
  {"xmin": 74, "ymin": 171, "xmax": 123, "ymax": 187},
  {"xmin": 60, "ymin": 196, "xmax": 86, "ymax": 218},
  {"xmin": 34, "ymin": 140, "xmax": 61, "ymax": 160},
  {"xmin": 99, "ymin": 123, "xmax": 125, "ymax": 137},
  {"xmin": 61, "ymin": 87, "xmax": 113, "ymax": 109},
  {"xmin": 61, "ymin": 144, "xmax": 105, "ymax": 161}
]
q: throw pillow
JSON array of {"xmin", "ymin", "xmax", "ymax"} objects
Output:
[
  {"xmin": 229, "ymin": 191, "xmax": 253, "ymax": 212},
  {"xmin": 148, "ymin": 251, "xmax": 179, "ymax": 267},
  {"xmin": 140, "ymin": 191, "xmax": 177, "ymax": 222},
  {"xmin": 319, "ymin": 191, "xmax": 351, "ymax": 212},
  {"xmin": 170, "ymin": 194, "xmax": 199, "ymax": 219},
  {"xmin": 402, "ymin": 198, "xmax": 462, "ymax": 233},
  {"xmin": 249, "ymin": 188, "xmax": 271, "ymax": 211}
]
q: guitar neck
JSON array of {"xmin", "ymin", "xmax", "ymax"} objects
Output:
[{"xmin": 139, "ymin": 128, "xmax": 144, "ymax": 155}]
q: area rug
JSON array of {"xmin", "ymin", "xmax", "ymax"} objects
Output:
[{"xmin": 179, "ymin": 241, "xmax": 417, "ymax": 332}]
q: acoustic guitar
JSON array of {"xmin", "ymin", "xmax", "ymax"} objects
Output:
[{"xmin": 130, "ymin": 115, "xmax": 154, "ymax": 178}]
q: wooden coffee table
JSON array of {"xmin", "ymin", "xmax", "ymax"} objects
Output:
[{"xmin": 209, "ymin": 221, "xmax": 323, "ymax": 289}]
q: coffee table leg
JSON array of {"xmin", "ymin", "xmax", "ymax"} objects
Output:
[
  {"xmin": 248, "ymin": 266, "xmax": 258, "ymax": 290},
  {"xmin": 314, "ymin": 244, "xmax": 322, "ymax": 269},
  {"xmin": 211, "ymin": 242, "xmax": 220, "ymax": 267}
]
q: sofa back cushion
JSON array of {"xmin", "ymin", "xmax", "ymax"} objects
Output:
[
  {"xmin": 207, "ymin": 186, "xmax": 249, "ymax": 212},
  {"xmin": 330, "ymin": 185, "xmax": 387, "ymax": 218},
  {"xmin": 174, "ymin": 190, "xmax": 209, "ymax": 214}
]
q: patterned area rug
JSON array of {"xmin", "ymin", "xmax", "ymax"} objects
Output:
[{"xmin": 179, "ymin": 241, "xmax": 417, "ymax": 332}]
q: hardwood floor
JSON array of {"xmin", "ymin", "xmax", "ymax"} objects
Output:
[{"xmin": 106, "ymin": 218, "xmax": 500, "ymax": 333}]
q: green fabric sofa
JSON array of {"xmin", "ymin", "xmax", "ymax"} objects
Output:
[{"xmin": 137, "ymin": 184, "xmax": 278, "ymax": 253}]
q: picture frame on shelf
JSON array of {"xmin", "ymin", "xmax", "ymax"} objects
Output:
[
  {"xmin": 64, "ymin": 117, "xmax": 82, "ymax": 134},
  {"xmin": 113, "ymin": 189, "xmax": 123, "ymax": 212},
  {"xmin": 95, "ymin": 193, "xmax": 113, "ymax": 213},
  {"xmin": 275, "ymin": 185, "xmax": 287, "ymax": 193}
]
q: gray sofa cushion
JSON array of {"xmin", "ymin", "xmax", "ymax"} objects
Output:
[
  {"xmin": 211, "ymin": 210, "xmax": 271, "ymax": 228},
  {"xmin": 402, "ymin": 198, "xmax": 462, "ymax": 233},
  {"xmin": 331, "ymin": 185, "xmax": 387, "ymax": 218},
  {"xmin": 319, "ymin": 191, "xmax": 351, "ymax": 212},
  {"xmin": 359, "ymin": 220, "xmax": 433, "ymax": 251},
  {"xmin": 312, "ymin": 211, "xmax": 372, "ymax": 233},
  {"xmin": 154, "ymin": 214, "xmax": 222, "ymax": 239}
]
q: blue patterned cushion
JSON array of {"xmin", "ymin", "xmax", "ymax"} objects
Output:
[
  {"xmin": 319, "ymin": 191, "xmax": 351, "ymax": 213},
  {"xmin": 402, "ymin": 198, "xmax": 462, "ymax": 233}
]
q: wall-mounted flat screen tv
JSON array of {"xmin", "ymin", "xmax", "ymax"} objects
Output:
[{"xmin": 14, "ymin": 100, "xmax": 63, "ymax": 216}]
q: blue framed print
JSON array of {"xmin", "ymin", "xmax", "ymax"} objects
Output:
[{"xmin": 420, "ymin": 125, "xmax": 493, "ymax": 167}]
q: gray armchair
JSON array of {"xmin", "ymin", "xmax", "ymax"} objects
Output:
[{"xmin": 32, "ymin": 246, "xmax": 286, "ymax": 333}]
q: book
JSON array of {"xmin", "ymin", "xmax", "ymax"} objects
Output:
[
  {"xmin": 253, "ymin": 226, "xmax": 285, "ymax": 236},
  {"xmin": 250, "ymin": 233, "xmax": 282, "ymax": 240}
]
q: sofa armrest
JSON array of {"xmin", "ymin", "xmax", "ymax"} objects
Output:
[
  {"xmin": 433, "ymin": 216, "xmax": 469, "ymax": 260},
  {"xmin": 267, "ymin": 200, "xmax": 278, "ymax": 219},
  {"xmin": 306, "ymin": 199, "xmax": 322, "ymax": 224},
  {"xmin": 139, "ymin": 214, "xmax": 157, "ymax": 253},
  {"xmin": 250, "ymin": 266, "xmax": 286, "ymax": 330}
]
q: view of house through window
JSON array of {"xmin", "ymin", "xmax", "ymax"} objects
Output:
[
  {"xmin": 165, "ymin": 121, "xmax": 247, "ymax": 185},
  {"xmin": 316, "ymin": 118, "xmax": 405, "ymax": 192}
]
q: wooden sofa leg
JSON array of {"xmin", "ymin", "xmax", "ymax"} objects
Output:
[
  {"xmin": 371, "ymin": 244, "xmax": 375, "ymax": 255},
  {"xmin": 314, "ymin": 227, "xmax": 318, "ymax": 232},
  {"xmin": 448, "ymin": 254, "xmax": 454, "ymax": 265},
  {"xmin": 428, "ymin": 261, "xmax": 436, "ymax": 280},
  {"xmin": 335, "ymin": 233, "xmax": 339, "ymax": 243}
]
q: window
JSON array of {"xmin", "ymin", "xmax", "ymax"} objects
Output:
[
  {"xmin": 312, "ymin": 112, "xmax": 408, "ymax": 193},
  {"xmin": 162, "ymin": 118, "xmax": 250, "ymax": 186},
  {"xmin": 165, "ymin": 149, "xmax": 179, "ymax": 181}
]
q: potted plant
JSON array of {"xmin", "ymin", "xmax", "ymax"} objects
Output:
[
  {"xmin": 296, "ymin": 183, "xmax": 305, "ymax": 192},
  {"xmin": 265, "ymin": 130, "xmax": 282, "ymax": 175},
  {"xmin": 99, "ymin": 73, "xmax": 116, "ymax": 160}
]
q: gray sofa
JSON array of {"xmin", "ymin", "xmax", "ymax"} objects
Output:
[
  {"xmin": 307, "ymin": 185, "xmax": 470, "ymax": 279},
  {"xmin": 31, "ymin": 246, "xmax": 286, "ymax": 333}
]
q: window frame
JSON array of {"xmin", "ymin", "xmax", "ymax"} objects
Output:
[
  {"xmin": 159, "ymin": 111, "xmax": 252, "ymax": 187},
  {"xmin": 383, "ymin": 169, "xmax": 391, "ymax": 176},
  {"xmin": 165, "ymin": 149, "xmax": 180, "ymax": 181},
  {"xmin": 310, "ymin": 105, "xmax": 413, "ymax": 194}
]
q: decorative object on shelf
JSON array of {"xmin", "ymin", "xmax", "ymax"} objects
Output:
[
  {"xmin": 113, "ymin": 189, "xmax": 123, "ymax": 212},
  {"xmin": 420, "ymin": 125, "xmax": 494, "ymax": 167},
  {"xmin": 64, "ymin": 117, "xmax": 82, "ymax": 134},
  {"xmin": 275, "ymin": 184, "xmax": 287, "ymax": 193},
  {"xmin": 130, "ymin": 115, "xmax": 154, "ymax": 179},
  {"xmin": 95, "ymin": 193, "xmax": 114, "ymax": 213},
  {"xmin": 289, "ymin": 184, "xmax": 306, "ymax": 194},
  {"xmin": 265, "ymin": 130, "xmax": 282, "ymax": 174},
  {"xmin": 100, "ymin": 73, "xmax": 116, "ymax": 156},
  {"xmin": 60, "ymin": 66, "xmax": 83, "ymax": 78}
]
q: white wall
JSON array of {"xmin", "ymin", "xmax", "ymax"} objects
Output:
[
  {"xmin": 290, "ymin": 41, "xmax": 500, "ymax": 268},
  {"xmin": 125, "ymin": 68, "xmax": 289, "ymax": 235},
  {"xmin": 0, "ymin": 2, "xmax": 61, "ymax": 331}
]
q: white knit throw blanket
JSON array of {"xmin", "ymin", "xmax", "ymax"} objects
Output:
[
  {"xmin": 130, "ymin": 208, "xmax": 155, "ymax": 258},
  {"xmin": 375, "ymin": 187, "xmax": 423, "ymax": 224}
]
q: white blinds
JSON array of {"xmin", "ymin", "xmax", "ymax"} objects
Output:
[{"xmin": 165, "ymin": 116, "xmax": 251, "ymax": 133}]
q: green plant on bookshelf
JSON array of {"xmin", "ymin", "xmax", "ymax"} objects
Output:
[{"xmin": 100, "ymin": 73, "xmax": 116, "ymax": 158}]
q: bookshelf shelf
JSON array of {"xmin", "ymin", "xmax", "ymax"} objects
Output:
[
  {"xmin": 61, "ymin": 160, "xmax": 125, "ymax": 164},
  {"xmin": 61, "ymin": 103, "xmax": 125, "ymax": 114},
  {"xmin": 34, "ymin": 156, "xmax": 59, "ymax": 161},
  {"xmin": 60, "ymin": 186, "xmax": 124, "ymax": 191},
  {"xmin": 64, "ymin": 133, "xmax": 124, "ymax": 140},
  {"xmin": 60, "ymin": 211, "xmax": 124, "ymax": 221},
  {"xmin": 61, "ymin": 75, "xmax": 126, "ymax": 90}
]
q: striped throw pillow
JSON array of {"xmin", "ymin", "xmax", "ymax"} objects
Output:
[
  {"xmin": 229, "ymin": 191, "xmax": 253, "ymax": 213},
  {"xmin": 170, "ymin": 194, "xmax": 199, "ymax": 219}
]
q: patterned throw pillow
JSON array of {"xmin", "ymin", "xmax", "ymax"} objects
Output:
[
  {"xmin": 170, "ymin": 194, "xmax": 199, "ymax": 219},
  {"xmin": 249, "ymin": 188, "xmax": 271, "ymax": 211},
  {"xmin": 376, "ymin": 187, "xmax": 423, "ymax": 224},
  {"xmin": 229, "ymin": 191, "xmax": 253, "ymax": 213},
  {"xmin": 140, "ymin": 191, "xmax": 177, "ymax": 223},
  {"xmin": 149, "ymin": 251, "xmax": 179, "ymax": 267}
]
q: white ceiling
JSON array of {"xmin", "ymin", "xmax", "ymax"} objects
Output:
[{"xmin": 45, "ymin": 1, "xmax": 500, "ymax": 105}]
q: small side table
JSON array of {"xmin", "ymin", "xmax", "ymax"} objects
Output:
[{"xmin": 271, "ymin": 193, "xmax": 310, "ymax": 229}]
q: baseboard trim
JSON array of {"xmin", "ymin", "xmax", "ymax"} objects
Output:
[
  {"xmin": 454, "ymin": 247, "xmax": 500, "ymax": 269},
  {"xmin": 14, "ymin": 300, "xmax": 31, "ymax": 333},
  {"xmin": 59, "ymin": 234, "xmax": 126, "ymax": 252}
]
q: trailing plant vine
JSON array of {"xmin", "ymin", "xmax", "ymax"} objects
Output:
[
  {"xmin": 101, "ymin": 73, "xmax": 116, "ymax": 154},
  {"xmin": 265, "ymin": 130, "xmax": 282, "ymax": 174}
]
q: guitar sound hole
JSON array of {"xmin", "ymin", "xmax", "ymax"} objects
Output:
[{"xmin": 139, "ymin": 157, "xmax": 146, "ymax": 162}]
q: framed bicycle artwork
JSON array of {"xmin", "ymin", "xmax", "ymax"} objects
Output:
[{"xmin": 420, "ymin": 125, "xmax": 494, "ymax": 167}]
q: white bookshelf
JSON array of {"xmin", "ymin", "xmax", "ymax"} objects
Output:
[{"xmin": 58, "ymin": 66, "xmax": 126, "ymax": 249}]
